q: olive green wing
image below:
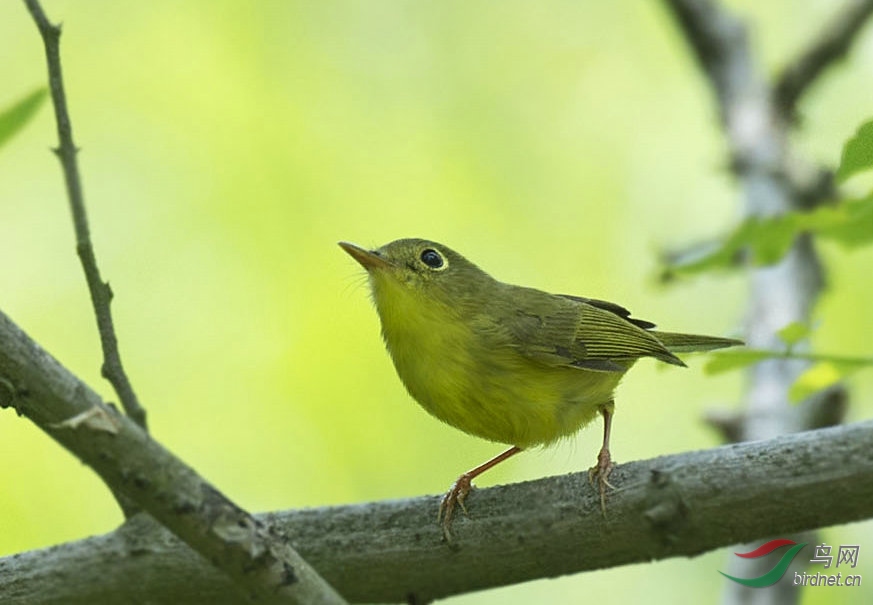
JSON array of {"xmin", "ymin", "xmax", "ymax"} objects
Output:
[
  {"xmin": 571, "ymin": 302, "xmax": 685, "ymax": 369},
  {"xmin": 557, "ymin": 294, "xmax": 656, "ymax": 330},
  {"xmin": 481, "ymin": 288, "xmax": 685, "ymax": 372},
  {"xmin": 562, "ymin": 296, "xmax": 743, "ymax": 354}
]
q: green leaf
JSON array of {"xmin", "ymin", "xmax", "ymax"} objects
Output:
[
  {"xmin": 704, "ymin": 350, "xmax": 772, "ymax": 375},
  {"xmin": 788, "ymin": 361, "xmax": 861, "ymax": 403},
  {"xmin": 659, "ymin": 215, "xmax": 793, "ymax": 279},
  {"xmin": 660, "ymin": 195, "xmax": 873, "ymax": 280},
  {"xmin": 818, "ymin": 196, "xmax": 873, "ymax": 248},
  {"xmin": 748, "ymin": 217, "xmax": 795, "ymax": 264},
  {"xmin": 836, "ymin": 119, "xmax": 873, "ymax": 183},
  {"xmin": 776, "ymin": 321, "xmax": 810, "ymax": 347},
  {"xmin": 660, "ymin": 118, "xmax": 873, "ymax": 282},
  {"xmin": 0, "ymin": 87, "xmax": 48, "ymax": 150}
]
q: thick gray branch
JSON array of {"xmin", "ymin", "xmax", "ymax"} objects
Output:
[
  {"xmin": 1, "ymin": 421, "xmax": 871, "ymax": 604},
  {"xmin": 0, "ymin": 309, "xmax": 344, "ymax": 604}
]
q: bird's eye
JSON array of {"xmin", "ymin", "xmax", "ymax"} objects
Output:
[{"xmin": 420, "ymin": 248, "xmax": 444, "ymax": 269}]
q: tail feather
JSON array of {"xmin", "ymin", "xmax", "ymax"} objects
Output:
[{"xmin": 650, "ymin": 331, "xmax": 744, "ymax": 353}]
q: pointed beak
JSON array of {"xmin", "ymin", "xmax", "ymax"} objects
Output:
[{"xmin": 338, "ymin": 241, "xmax": 392, "ymax": 271}]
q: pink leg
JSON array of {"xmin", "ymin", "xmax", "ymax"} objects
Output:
[
  {"xmin": 588, "ymin": 403, "xmax": 616, "ymax": 513},
  {"xmin": 438, "ymin": 445, "xmax": 523, "ymax": 541}
]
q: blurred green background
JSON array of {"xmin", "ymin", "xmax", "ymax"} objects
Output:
[{"xmin": 2, "ymin": 1, "xmax": 872, "ymax": 603}]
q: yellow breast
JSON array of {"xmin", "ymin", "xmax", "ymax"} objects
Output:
[{"xmin": 370, "ymin": 273, "xmax": 620, "ymax": 448}]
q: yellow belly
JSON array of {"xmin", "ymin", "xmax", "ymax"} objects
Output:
[
  {"xmin": 418, "ymin": 349, "xmax": 621, "ymax": 447},
  {"xmin": 374, "ymin": 278, "xmax": 623, "ymax": 447}
]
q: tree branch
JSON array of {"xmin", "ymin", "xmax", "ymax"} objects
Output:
[
  {"xmin": 1, "ymin": 420, "xmax": 871, "ymax": 604},
  {"xmin": 0, "ymin": 309, "xmax": 345, "ymax": 604},
  {"xmin": 659, "ymin": 1, "xmax": 873, "ymax": 603},
  {"xmin": 662, "ymin": 0, "xmax": 782, "ymax": 176},
  {"xmin": 24, "ymin": 0, "xmax": 147, "ymax": 431},
  {"xmin": 660, "ymin": 0, "xmax": 755, "ymax": 127},
  {"xmin": 774, "ymin": 0, "xmax": 873, "ymax": 119}
]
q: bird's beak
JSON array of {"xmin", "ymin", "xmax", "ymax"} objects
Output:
[{"xmin": 338, "ymin": 242, "xmax": 392, "ymax": 271}]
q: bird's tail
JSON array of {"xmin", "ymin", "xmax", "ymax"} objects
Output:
[{"xmin": 650, "ymin": 331, "xmax": 744, "ymax": 353}]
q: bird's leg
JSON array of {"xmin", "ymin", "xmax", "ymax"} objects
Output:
[
  {"xmin": 588, "ymin": 402, "xmax": 616, "ymax": 514},
  {"xmin": 438, "ymin": 445, "xmax": 522, "ymax": 541}
]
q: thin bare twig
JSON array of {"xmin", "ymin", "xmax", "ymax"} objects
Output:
[
  {"xmin": 24, "ymin": 0, "xmax": 147, "ymax": 431},
  {"xmin": 774, "ymin": 0, "xmax": 873, "ymax": 118}
]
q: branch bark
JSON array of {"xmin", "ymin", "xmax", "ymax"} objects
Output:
[
  {"xmin": 1, "ymin": 420, "xmax": 871, "ymax": 604},
  {"xmin": 0, "ymin": 309, "xmax": 344, "ymax": 604}
]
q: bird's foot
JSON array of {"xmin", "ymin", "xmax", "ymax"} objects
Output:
[
  {"xmin": 438, "ymin": 473, "xmax": 473, "ymax": 542},
  {"xmin": 588, "ymin": 446, "xmax": 616, "ymax": 515}
]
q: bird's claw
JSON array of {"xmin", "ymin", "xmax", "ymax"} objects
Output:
[
  {"xmin": 438, "ymin": 473, "xmax": 473, "ymax": 541},
  {"xmin": 588, "ymin": 446, "xmax": 615, "ymax": 515}
]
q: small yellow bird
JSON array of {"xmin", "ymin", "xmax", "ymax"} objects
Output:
[{"xmin": 340, "ymin": 238, "xmax": 741, "ymax": 539}]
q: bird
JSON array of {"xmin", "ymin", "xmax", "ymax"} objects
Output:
[{"xmin": 340, "ymin": 238, "xmax": 742, "ymax": 539}]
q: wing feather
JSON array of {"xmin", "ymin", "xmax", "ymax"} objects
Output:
[{"xmin": 481, "ymin": 287, "xmax": 685, "ymax": 372}]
